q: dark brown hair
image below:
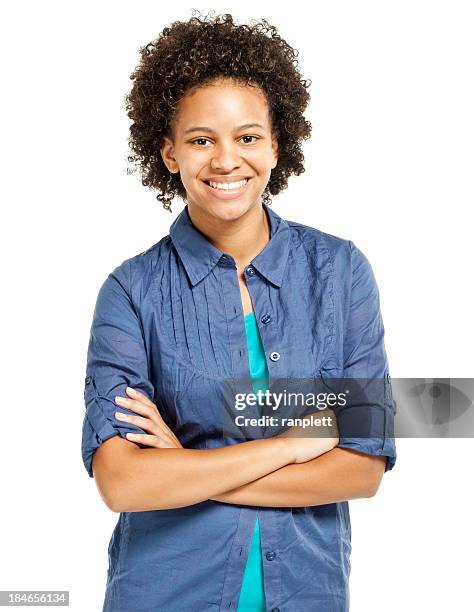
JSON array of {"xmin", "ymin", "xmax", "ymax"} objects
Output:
[{"xmin": 125, "ymin": 10, "xmax": 312, "ymax": 212}]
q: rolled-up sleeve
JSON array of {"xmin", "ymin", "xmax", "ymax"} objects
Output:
[
  {"xmin": 82, "ymin": 261, "xmax": 155, "ymax": 478},
  {"xmin": 336, "ymin": 241, "xmax": 397, "ymax": 472}
]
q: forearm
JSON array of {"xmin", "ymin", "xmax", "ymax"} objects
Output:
[
  {"xmin": 113, "ymin": 437, "xmax": 294, "ymax": 512},
  {"xmin": 211, "ymin": 448, "xmax": 387, "ymax": 507}
]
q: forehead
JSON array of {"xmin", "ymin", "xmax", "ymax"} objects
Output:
[{"xmin": 174, "ymin": 79, "xmax": 271, "ymax": 130}]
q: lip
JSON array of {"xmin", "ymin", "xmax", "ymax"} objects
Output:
[
  {"xmin": 203, "ymin": 176, "xmax": 252, "ymax": 183},
  {"xmin": 201, "ymin": 177, "xmax": 252, "ymax": 200}
]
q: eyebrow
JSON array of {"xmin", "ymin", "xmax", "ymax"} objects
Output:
[{"xmin": 183, "ymin": 122, "xmax": 266, "ymax": 135}]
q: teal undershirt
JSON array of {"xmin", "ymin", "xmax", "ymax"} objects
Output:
[{"xmin": 236, "ymin": 311, "xmax": 269, "ymax": 612}]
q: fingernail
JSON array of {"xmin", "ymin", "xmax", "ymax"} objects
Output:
[
  {"xmin": 115, "ymin": 396, "xmax": 127, "ymax": 404},
  {"xmin": 126, "ymin": 387, "xmax": 136, "ymax": 395},
  {"xmin": 115, "ymin": 412, "xmax": 126, "ymax": 419}
]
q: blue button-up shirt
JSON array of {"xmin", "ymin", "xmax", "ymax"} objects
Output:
[{"xmin": 82, "ymin": 203, "xmax": 397, "ymax": 612}]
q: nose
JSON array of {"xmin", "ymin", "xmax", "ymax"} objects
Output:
[{"xmin": 210, "ymin": 140, "xmax": 242, "ymax": 171}]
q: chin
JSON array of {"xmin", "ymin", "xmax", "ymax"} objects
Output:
[
  {"xmin": 208, "ymin": 201, "xmax": 252, "ymax": 221},
  {"xmin": 190, "ymin": 195, "xmax": 259, "ymax": 221}
]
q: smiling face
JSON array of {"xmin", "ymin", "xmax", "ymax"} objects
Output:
[{"xmin": 160, "ymin": 78, "xmax": 279, "ymax": 223}]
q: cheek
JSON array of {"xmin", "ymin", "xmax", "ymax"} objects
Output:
[
  {"xmin": 177, "ymin": 150, "xmax": 205, "ymax": 173},
  {"xmin": 177, "ymin": 161, "xmax": 204, "ymax": 190},
  {"xmin": 247, "ymin": 149, "xmax": 275, "ymax": 172}
]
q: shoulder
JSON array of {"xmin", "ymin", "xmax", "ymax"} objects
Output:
[
  {"xmin": 284, "ymin": 215, "xmax": 360, "ymax": 271},
  {"xmin": 102, "ymin": 234, "xmax": 173, "ymax": 302},
  {"xmin": 286, "ymin": 217, "xmax": 347, "ymax": 249},
  {"xmin": 281, "ymin": 214, "xmax": 377, "ymax": 289}
]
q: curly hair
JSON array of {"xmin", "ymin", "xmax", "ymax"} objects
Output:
[{"xmin": 125, "ymin": 10, "xmax": 312, "ymax": 212}]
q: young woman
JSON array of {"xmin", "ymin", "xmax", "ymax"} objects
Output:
[{"xmin": 81, "ymin": 12, "xmax": 397, "ymax": 612}]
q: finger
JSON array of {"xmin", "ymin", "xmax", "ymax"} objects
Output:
[
  {"xmin": 115, "ymin": 396, "xmax": 156, "ymax": 419},
  {"xmin": 115, "ymin": 412, "xmax": 177, "ymax": 446},
  {"xmin": 115, "ymin": 411, "xmax": 159, "ymax": 434},
  {"xmin": 125, "ymin": 433, "xmax": 162, "ymax": 448},
  {"xmin": 126, "ymin": 387, "xmax": 157, "ymax": 408},
  {"xmin": 118, "ymin": 393, "xmax": 168, "ymax": 427}
]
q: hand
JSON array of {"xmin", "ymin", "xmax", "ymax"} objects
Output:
[
  {"xmin": 276, "ymin": 408, "xmax": 340, "ymax": 463},
  {"xmin": 114, "ymin": 387, "xmax": 183, "ymax": 449}
]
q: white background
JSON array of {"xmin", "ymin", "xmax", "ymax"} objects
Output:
[{"xmin": 1, "ymin": 1, "xmax": 473, "ymax": 610}]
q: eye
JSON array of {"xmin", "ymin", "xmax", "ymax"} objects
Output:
[
  {"xmin": 189, "ymin": 135, "xmax": 260, "ymax": 146},
  {"xmin": 190, "ymin": 138, "xmax": 210, "ymax": 146},
  {"xmin": 240, "ymin": 135, "xmax": 259, "ymax": 144}
]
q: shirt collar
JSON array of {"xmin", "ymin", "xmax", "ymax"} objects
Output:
[{"xmin": 169, "ymin": 203, "xmax": 291, "ymax": 288}]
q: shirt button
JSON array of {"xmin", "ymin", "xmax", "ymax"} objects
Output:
[
  {"xmin": 246, "ymin": 265, "xmax": 255, "ymax": 276},
  {"xmin": 265, "ymin": 551, "xmax": 276, "ymax": 561},
  {"xmin": 261, "ymin": 313, "xmax": 271, "ymax": 324},
  {"xmin": 269, "ymin": 352, "xmax": 280, "ymax": 362},
  {"xmin": 85, "ymin": 376, "xmax": 92, "ymax": 385}
]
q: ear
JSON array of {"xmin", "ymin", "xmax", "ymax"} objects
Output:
[
  {"xmin": 160, "ymin": 135, "xmax": 180, "ymax": 174},
  {"xmin": 271, "ymin": 135, "xmax": 279, "ymax": 169}
]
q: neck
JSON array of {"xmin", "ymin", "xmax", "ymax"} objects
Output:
[{"xmin": 186, "ymin": 203, "xmax": 271, "ymax": 269}]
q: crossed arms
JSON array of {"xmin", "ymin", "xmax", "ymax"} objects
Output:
[{"xmin": 92, "ymin": 433, "xmax": 387, "ymax": 513}]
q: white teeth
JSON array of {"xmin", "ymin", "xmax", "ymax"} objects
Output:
[{"xmin": 208, "ymin": 179, "xmax": 248, "ymax": 190}]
